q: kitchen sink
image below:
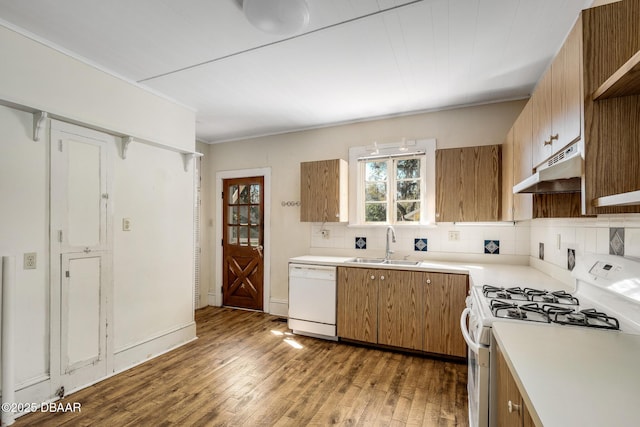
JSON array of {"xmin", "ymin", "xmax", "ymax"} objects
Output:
[
  {"xmin": 347, "ymin": 257, "xmax": 386, "ymax": 264},
  {"xmin": 345, "ymin": 258, "xmax": 421, "ymax": 266},
  {"xmin": 383, "ymin": 259, "xmax": 421, "ymax": 266}
]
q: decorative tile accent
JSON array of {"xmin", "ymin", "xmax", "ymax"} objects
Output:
[
  {"xmin": 414, "ymin": 238, "xmax": 428, "ymax": 252},
  {"xmin": 567, "ymin": 248, "xmax": 576, "ymax": 271},
  {"xmin": 539, "ymin": 242, "xmax": 545, "ymax": 260},
  {"xmin": 609, "ymin": 228, "xmax": 625, "ymax": 256},
  {"xmin": 484, "ymin": 240, "xmax": 500, "ymax": 255},
  {"xmin": 355, "ymin": 237, "xmax": 367, "ymax": 250}
]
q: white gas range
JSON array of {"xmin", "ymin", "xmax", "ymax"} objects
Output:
[{"xmin": 461, "ymin": 253, "xmax": 640, "ymax": 427}]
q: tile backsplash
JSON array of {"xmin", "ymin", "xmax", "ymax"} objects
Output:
[
  {"xmin": 310, "ymin": 214, "xmax": 640, "ymax": 269},
  {"xmin": 310, "ymin": 222, "xmax": 530, "ymax": 257}
]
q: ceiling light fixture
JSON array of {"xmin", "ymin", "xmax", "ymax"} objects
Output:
[{"xmin": 243, "ymin": 0, "xmax": 310, "ymax": 36}]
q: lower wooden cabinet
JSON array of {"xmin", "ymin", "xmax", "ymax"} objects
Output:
[
  {"xmin": 378, "ymin": 270, "xmax": 421, "ymax": 350},
  {"xmin": 496, "ymin": 343, "xmax": 536, "ymax": 427},
  {"xmin": 337, "ymin": 266, "xmax": 468, "ymax": 357},
  {"xmin": 420, "ymin": 272, "xmax": 468, "ymax": 358},
  {"xmin": 337, "ymin": 267, "xmax": 378, "ymax": 343}
]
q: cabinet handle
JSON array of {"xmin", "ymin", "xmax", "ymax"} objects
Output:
[
  {"xmin": 371, "ymin": 275, "xmax": 376, "ymax": 280},
  {"xmin": 335, "ymin": 213, "xmax": 339, "ymax": 218},
  {"xmin": 550, "ymin": 133, "xmax": 559, "ymax": 141},
  {"xmin": 508, "ymin": 400, "xmax": 520, "ymax": 414},
  {"xmin": 426, "ymin": 279, "xmax": 431, "ymax": 285},
  {"xmin": 380, "ymin": 275, "xmax": 385, "ymax": 281},
  {"xmin": 544, "ymin": 139, "xmax": 552, "ymax": 146}
]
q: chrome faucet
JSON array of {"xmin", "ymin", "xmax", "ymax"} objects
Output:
[{"xmin": 385, "ymin": 225, "xmax": 396, "ymax": 260}]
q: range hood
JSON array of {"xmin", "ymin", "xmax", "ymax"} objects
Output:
[{"xmin": 513, "ymin": 143, "xmax": 582, "ymax": 194}]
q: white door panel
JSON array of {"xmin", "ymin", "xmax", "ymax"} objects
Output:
[
  {"xmin": 61, "ymin": 254, "xmax": 104, "ymax": 373},
  {"xmin": 50, "ymin": 119, "xmax": 114, "ymax": 394},
  {"xmin": 67, "ymin": 139, "xmax": 102, "ymax": 248}
]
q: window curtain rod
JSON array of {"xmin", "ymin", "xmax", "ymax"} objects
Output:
[{"xmin": 357, "ymin": 150, "xmax": 426, "ymax": 161}]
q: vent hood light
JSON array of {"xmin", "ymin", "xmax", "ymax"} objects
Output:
[{"xmin": 513, "ymin": 143, "xmax": 582, "ymax": 194}]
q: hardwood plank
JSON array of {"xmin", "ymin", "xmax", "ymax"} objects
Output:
[{"xmin": 14, "ymin": 307, "xmax": 468, "ymax": 426}]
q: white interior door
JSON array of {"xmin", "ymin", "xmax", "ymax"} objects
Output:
[{"xmin": 50, "ymin": 120, "xmax": 114, "ymax": 394}]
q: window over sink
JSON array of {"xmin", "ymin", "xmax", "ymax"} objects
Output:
[{"xmin": 349, "ymin": 138, "xmax": 436, "ymax": 226}]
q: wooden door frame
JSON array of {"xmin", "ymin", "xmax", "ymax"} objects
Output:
[{"xmin": 214, "ymin": 168, "xmax": 271, "ymax": 312}]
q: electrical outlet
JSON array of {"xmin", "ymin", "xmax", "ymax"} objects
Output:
[
  {"xmin": 448, "ymin": 231, "xmax": 460, "ymax": 241},
  {"xmin": 321, "ymin": 229, "xmax": 330, "ymax": 239},
  {"xmin": 24, "ymin": 252, "xmax": 37, "ymax": 269},
  {"xmin": 123, "ymin": 218, "xmax": 132, "ymax": 231}
]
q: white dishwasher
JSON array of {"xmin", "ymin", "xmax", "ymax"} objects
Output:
[{"xmin": 288, "ymin": 263, "xmax": 337, "ymax": 341}]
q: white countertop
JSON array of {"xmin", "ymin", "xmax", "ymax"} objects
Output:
[
  {"xmin": 493, "ymin": 321, "xmax": 640, "ymax": 427},
  {"xmin": 289, "ymin": 256, "xmax": 571, "ymax": 292}
]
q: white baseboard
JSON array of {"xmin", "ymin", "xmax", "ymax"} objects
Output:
[
  {"xmin": 269, "ymin": 298, "xmax": 288, "ymax": 317},
  {"xmin": 113, "ymin": 321, "xmax": 197, "ymax": 374}
]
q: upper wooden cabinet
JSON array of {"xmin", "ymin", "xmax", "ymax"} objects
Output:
[
  {"xmin": 300, "ymin": 159, "xmax": 348, "ymax": 222},
  {"xmin": 436, "ymin": 145, "xmax": 501, "ymax": 222},
  {"xmin": 512, "ymin": 102, "xmax": 534, "ymax": 221},
  {"xmin": 531, "ymin": 18, "xmax": 583, "ymax": 169},
  {"xmin": 583, "ymin": 0, "xmax": 640, "ymax": 214}
]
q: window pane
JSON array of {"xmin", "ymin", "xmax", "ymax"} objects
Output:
[
  {"xmin": 250, "ymin": 184, "xmax": 260, "ymax": 204},
  {"xmin": 228, "ymin": 206, "xmax": 239, "ymax": 224},
  {"xmin": 365, "ymin": 203, "xmax": 387, "ymax": 222},
  {"xmin": 397, "ymin": 202, "xmax": 420, "ymax": 222},
  {"xmin": 250, "ymin": 226, "xmax": 260, "ymax": 246},
  {"xmin": 239, "ymin": 226, "xmax": 249, "ymax": 246},
  {"xmin": 365, "ymin": 182, "xmax": 387, "ymax": 202},
  {"xmin": 365, "ymin": 161, "xmax": 387, "ymax": 181},
  {"xmin": 228, "ymin": 185, "xmax": 238, "ymax": 204},
  {"xmin": 396, "ymin": 159, "xmax": 420, "ymax": 179},
  {"xmin": 239, "ymin": 185, "xmax": 250, "ymax": 203},
  {"xmin": 227, "ymin": 226, "xmax": 238, "ymax": 244},
  {"xmin": 239, "ymin": 206, "xmax": 248, "ymax": 224},
  {"xmin": 250, "ymin": 206, "xmax": 260, "ymax": 225},
  {"xmin": 397, "ymin": 180, "xmax": 420, "ymax": 201}
]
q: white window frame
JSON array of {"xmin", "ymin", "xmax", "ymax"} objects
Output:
[{"xmin": 348, "ymin": 138, "xmax": 436, "ymax": 226}]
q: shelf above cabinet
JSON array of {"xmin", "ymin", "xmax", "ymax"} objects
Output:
[
  {"xmin": 592, "ymin": 50, "xmax": 640, "ymax": 100},
  {"xmin": 593, "ymin": 190, "xmax": 640, "ymax": 207}
]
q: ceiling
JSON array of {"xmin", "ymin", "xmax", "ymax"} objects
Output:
[{"xmin": 0, "ymin": 0, "xmax": 593, "ymax": 143}]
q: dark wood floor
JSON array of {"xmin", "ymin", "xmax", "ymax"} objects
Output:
[{"xmin": 15, "ymin": 306, "xmax": 469, "ymax": 426}]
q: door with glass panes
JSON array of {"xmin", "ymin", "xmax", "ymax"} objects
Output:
[{"xmin": 222, "ymin": 177, "xmax": 264, "ymax": 310}]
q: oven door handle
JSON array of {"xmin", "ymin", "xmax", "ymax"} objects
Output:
[{"xmin": 460, "ymin": 307, "xmax": 481, "ymax": 354}]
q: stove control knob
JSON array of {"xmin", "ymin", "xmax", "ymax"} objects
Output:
[{"xmin": 508, "ymin": 400, "xmax": 520, "ymax": 414}]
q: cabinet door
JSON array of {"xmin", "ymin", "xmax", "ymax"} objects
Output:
[
  {"xmin": 337, "ymin": 267, "xmax": 378, "ymax": 343},
  {"xmin": 501, "ymin": 127, "xmax": 514, "ymax": 221},
  {"xmin": 436, "ymin": 145, "xmax": 501, "ymax": 222},
  {"xmin": 378, "ymin": 270, "xmax": 421, "ymax": 350},
  {"xmin": 495, "ymin": 344, "xmax": 525, "ymax": 427},
  {"xmin": 531, "ymin": 69, "xmax": 553, "ymax": 168},
  {"xmin": 557, "ymin": 18, "xmax": 582, "ymax": 151},
  {"xmin": 421, "ymin": 272, "xmax": 468, "ymax": 357},
  {"xmin": 512, "ymin": 101, "xmax": 533, "ymax": 221},
  {"xmin": 300, "ymin": 159, "xmax": 346, "ymax": 222}
]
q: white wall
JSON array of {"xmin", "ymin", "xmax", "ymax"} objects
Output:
[
  {"xmin": 0, "ymin": 106, "xmax": 49, "ymax": 389},
  {"xmin": 0, "ymin": 24, "xmax": 196, "ymax": 405},
  {"xmin": 205, "ymin": 100, "xmax": 528, "ymax": 306}
]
